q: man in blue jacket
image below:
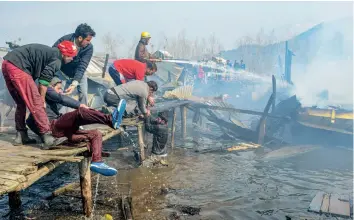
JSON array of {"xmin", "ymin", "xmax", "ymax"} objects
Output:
[
  {"xmin": 53, "ymin": 23, "xmax": 96, "ymax": 106},
  {"xmin": 26, "ymin": 77, "xmax": 126, "ymax": 176}
]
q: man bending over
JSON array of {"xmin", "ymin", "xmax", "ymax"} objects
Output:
[
  {"xmin": 103, "ymin": 80, "xmax": 158, "ymax": 118},
  {"xmin": 26, "ymin": 77, "xmax": 126, "ymax": 176}
]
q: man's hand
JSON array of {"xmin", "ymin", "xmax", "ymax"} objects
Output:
[
  {"xmin": 147, "ymin": 96, "xmax": 155, "ymax": 106},
  {"xmin": 146, "ymin": 109, "xmax": 151, "ymax": 117},
  {"xmin": 64, "ymin": 85, "xmax": 76, "ymax": 95},
  {"xmin": 79, "ymin": 104, "xmax": 90, "ymax": 109}
]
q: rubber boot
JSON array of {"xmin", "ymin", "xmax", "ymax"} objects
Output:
[
  {"xmin": 40, "ymin": 133, "xmax": 68, "ymax": 150},
  {"xmin": 13, "ymin": 130, "xmax": 37, "ymax": 146},
  {"xmin": 40, "ymin": 132, "xmax": 56, "ymax": 148}
]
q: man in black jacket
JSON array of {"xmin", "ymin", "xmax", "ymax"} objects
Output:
[
  {"xmin": 53, "ymin": 23, "xmax": 96, "ymax": 106},
  {"xmin": 26, "ymin": 77, "xmax": 126, "ymax": 176},
  {"xmin": 2, "ymin": 41, "xmax": 78, "ymax": 146}
]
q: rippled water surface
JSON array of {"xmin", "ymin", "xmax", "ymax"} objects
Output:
[{"xmin": 0, "ymin": 132, "xmax": 352, "ymax": 220}]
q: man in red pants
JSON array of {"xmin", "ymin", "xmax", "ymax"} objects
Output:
[
  {"xmin": 26, "ymin": 77, "xmax": 126, "ymax": 176},
  {"xmin": 2, "ymin": 41, "xmax": 78, "ymax": 146}
]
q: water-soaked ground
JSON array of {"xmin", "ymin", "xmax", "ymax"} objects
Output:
[{"xmin": 0, "ymin": 121, "xmax": 353, "ymax": 220}]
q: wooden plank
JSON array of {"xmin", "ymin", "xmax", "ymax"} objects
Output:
[
  {"xmin": 0, "ymin": 182, "xmax": 19, "ymax": 195},
  {"xmin": 329, "ymin": 194, "xmax": 351, "ymax": 217},
  {"xmin": 0, "ymin": 172, "xmax": 26, "ymax": 183},
  {"xmin": 15, "ymin": 161, "xmax": 63, "ymax": 191},
  {"xmin": 0, "ymin": 165, "xmax": 37, "ymax": 175},
  {"xmin": 308, "ymin": 191, "xmax": 325, "ymax": 213},
  {"xmin": 321, "ymin": 194, "xmax": 330, "ymax": 213},
  {"xmin": 0, "ymin": 178, "xmax": 20, "ymax": 187}
]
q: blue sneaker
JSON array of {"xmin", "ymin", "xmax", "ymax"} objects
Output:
[
  {"xmin": 90, "ymin": 162, "xmax": 118, "ymax": 176},
  {"xmin": 112, "ymin": 99, "xmax": 126, "ymax": 129}
]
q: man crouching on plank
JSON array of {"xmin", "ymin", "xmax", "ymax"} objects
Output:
[{"xmin": 26, "ymin": 77, "xmax": 126, "ymax": 176}]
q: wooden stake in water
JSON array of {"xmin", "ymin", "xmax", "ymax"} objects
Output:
[{"xmin": 78, "ymin": 152, "xmax": 92, "ymax": 217}]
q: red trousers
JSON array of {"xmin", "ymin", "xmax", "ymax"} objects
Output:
[
  {"xmin": 1, "ymin": 60, "xmax": 50, "ymax": 134},
  {"xmin": 51, "ymin": 107, "xmax": 113, "ymax": 162}
]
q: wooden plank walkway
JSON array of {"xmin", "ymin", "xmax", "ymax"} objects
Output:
[{"xmin": 0, "ymin": 117, "xmax": 143, "ymax": 217}]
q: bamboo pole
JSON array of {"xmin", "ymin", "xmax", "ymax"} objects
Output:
[
  {"xmin": 137, "ymin": 124, "xmax": 145, "ymax": 161},
  {"xmin": 180, "ymin": 105, "xmax": 187, "ymax": 140},
  {"xmin": 78, "ymin": 152, "xmax": 92, "ymax": 217},
  {"xmin": 171, "ymin": 108, "xmax": 177, "ymax": 148}
]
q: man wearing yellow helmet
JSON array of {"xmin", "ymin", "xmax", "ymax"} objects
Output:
[{"xmin": 134, "ymin": 32, "xmax": 161, "ymax": 63}]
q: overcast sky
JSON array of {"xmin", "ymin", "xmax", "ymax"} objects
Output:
[{"xmin": 0, "ymin": 1, "xmax": 352, "ymax": 55}]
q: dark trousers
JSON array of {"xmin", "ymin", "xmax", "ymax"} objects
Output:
[
  {"xmin": 145, "ymin": 118, "xmax": 168, "ymax": 155},
  {"xmin": 2, "ymin": 60, "xmax": 51, "ymax": 134},
  {"xmin": 108, "ymin": 65, "xmax": 125, "ymax": 85},
  {"xmin": 27, "ymin": 107, "xmax": 113, "ymax": 162}
]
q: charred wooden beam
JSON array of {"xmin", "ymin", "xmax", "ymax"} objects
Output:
[
  {"xmin": 78, "ymin": 152, "xmax": 92, "ymax": 217},
  {"xmin": 257, "ymin": 93, "xmax": 275, "ymax": 145},
  {"xmin": 191, "ymin": 103, "xmax": 289, "ymax": 120}
]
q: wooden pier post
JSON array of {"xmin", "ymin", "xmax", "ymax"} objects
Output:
[
  {"xmin": 137, "ymin": 124, "xmax": 145, "ymax": 161},
  {"xmin": 78, "ymin": 152, "xmax": 92, "ymax": 217},
  {"xmin": 180, "ymin": 105, "xmax": 187, "ymax": 140},
  {"xmin": 171, "ymin": 108, "xmax": 177, "ymax": 148},
  {"xmin": 8, "ymin": 191, "xmax": 21, "ymax": 209}
]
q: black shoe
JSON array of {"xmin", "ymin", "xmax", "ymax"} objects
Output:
[{"xmin": 13, "ymin": 130, "xmax": 37, "ymax": 146}]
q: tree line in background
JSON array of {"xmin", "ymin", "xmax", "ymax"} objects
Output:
[{"xmin": 101, "ymin": 28, "xmax": 284, "ymax": 74}]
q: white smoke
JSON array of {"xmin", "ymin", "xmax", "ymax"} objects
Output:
[{"xmin": 290, "ymin": 17, "xmax": 353, "ymax": 109}]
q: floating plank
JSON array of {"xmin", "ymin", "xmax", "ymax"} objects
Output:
[
  {"xmin": 329, "ymin": 194, "xmax": 351, "ymax": 217},
  {"xmin": 308, "ymin": 191, "xmax": 325, "ymax": 213},
  {"xmin": 227, "ymin": 143, "xmax": 261, "ymax": 152},
  {"xmin": 320, "ymin": 194, "xmax": 330, "ymax": 213}
]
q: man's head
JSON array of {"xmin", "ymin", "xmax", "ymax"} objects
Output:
[
  {"xmin": 57, "ymin": 41, "xmax": 78, "ymax": 64},
  {"xmin": 147, "ymin": 81, "xmax": 158, "ymax": 95},
  {"xmin": 140, "ymin": 31, "xmax": 151, "ymax": 45},
  {"xmin": 74, "ymin": 23, "xmax": 96, "ymax": 48},
  {"xmin": 50, "ymin": 77, "xmax": 63, "ymax": 93},
  {"xmin": 146, "ymin": 61, "xmax": 157, "ymax": 76},
  {"xmin": 157, "ymin": 111, "xmax": 168, "ymax": 125}
]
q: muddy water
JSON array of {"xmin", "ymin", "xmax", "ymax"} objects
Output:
[{"xmin": 0, "ymin": 133, "xmax": 352, "ymax": 220}]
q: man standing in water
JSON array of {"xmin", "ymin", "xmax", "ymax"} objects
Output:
[
  {"xmin": 53, "ymin": 23, "xmax": 96, "ymax": 105},
  {"xmin": 144, "ymin": 111, "xmax": 169, "ymax": 157}
]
